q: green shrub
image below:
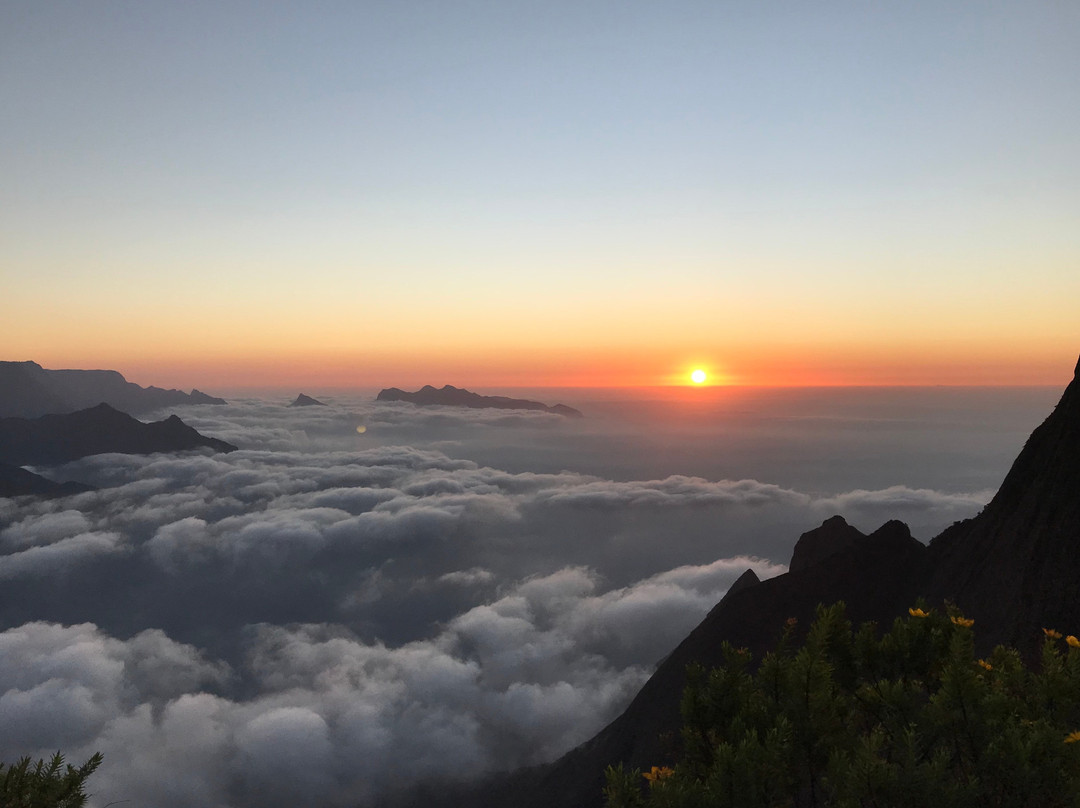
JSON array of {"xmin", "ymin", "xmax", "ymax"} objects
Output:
[
  {"xmin": 0, "ymin": 751, "xmax": 103, "ymax": 808},
  {"xmin": 605, "ymin": 603, "xmax": 1080, "ymax": 807}
]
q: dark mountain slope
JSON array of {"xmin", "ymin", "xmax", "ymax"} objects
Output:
[
  {"xmin": 377, "ymin": 384, "xmax": 583, "ymax": 417},
  {"xmin": 0, "ymin": 462, "xmax": 94, "ymax": 497},
  {"xmin": 0, "ymin": 403, "xmax": 237, "ymax": 466},
  {"xmin": 0, "ymin": 360, "xmax": 227, "ymax": 417},
  {"xmin": 926, "ymin": 355, "xmax": 1080, "ymax": 651}
]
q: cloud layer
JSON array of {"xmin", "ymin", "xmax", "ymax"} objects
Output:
[{"xmin": 0, "ymin": 396, "xmax": 995, "ymax": 807}]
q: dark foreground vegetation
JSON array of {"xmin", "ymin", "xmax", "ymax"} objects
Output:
[
  {"xmin": 0, "ymin": 752, "xmax": 102, "ymax": 808},
  {"xmin": 605, "ymin": 604, "xmax": 1080, "ymax": 808}
]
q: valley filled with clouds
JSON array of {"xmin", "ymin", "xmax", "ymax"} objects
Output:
[{"xmin": 0, "ymin": 391, "xmax": 1047, "ymax": 807}]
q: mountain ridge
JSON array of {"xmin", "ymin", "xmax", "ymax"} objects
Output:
[
  {"xmin": 377, "ymin": 384, "xmax": 583, "ymax": 417},
  {"xmin": 0, "ymin": 360, "xmax": 227, "ymax": 418},
  {"xmin": 0, "ymin": 403, "xmax": 238, "ymax": 467}
]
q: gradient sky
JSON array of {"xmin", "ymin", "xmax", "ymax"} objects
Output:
[{"xmin": 2, "ymin": 1, "xmax": 1077, "ymax": 388}]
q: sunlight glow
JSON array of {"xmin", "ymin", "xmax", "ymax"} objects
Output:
[{"xmin": 691, "ymin": 369, "xmax": 707, "ymax": 384}]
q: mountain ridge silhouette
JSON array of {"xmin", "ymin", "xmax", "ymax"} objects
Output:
[
  {"xmin": 0, "ymin": 360, "xmax": 227, "ymax": 418},
  {"xmin": 377, "ymin": 384, "xmax": 583, "ymax": 417},
  {"xmin": 0, "ymin": 402, "xmax": 237, "ymax": 468}
]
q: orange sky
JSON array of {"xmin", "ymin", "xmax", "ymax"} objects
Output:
[
  {"xmin": 5, "ymin": 266, "xmax": 1075, "ymax": 389},
  {"xmin": 12, "ymin": 338, "xmax": 1074, "ymax": 392}
]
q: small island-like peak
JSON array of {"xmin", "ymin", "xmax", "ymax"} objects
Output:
[
  {"xmin": 376, "ymin": 384, "xmax": 583, "ymax": 417},
  {"xmin": 290, "ymin": 393, "xmax": 327, "ymax": 407}
]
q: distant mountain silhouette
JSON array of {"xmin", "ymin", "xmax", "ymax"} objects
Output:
[
  {"xmin": 0, "ymin": 361, "xmax": 227, "ymax": 417},
  {"xmin": 0, "ymin": 403, "xmax": 237, "ymax": 467},
  {"xmin": 290, "ymin": 393, "xmax": 327, "ymax": 407},
  {"xmin": 0, "ymin": 462, "xmax": 94, "ymax": 498},
  {"xmin": 471, "ymin": 354, "xmax": 1080, "ymax": 808},
  {"xmin": 376, "ymin": 385, "xmax": 583, "ymax": 417}
]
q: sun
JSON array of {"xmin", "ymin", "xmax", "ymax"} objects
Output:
[{"xmin": 691, "ymin": 369, "xmax": 707, "ymax": 384}]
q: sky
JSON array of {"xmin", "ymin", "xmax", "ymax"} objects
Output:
[
  {"xmin": 3, "ymin": 6, "xmax": 1077, "ymax": 801},
  {"xmin": 0, "ymin": 385, "xmax": 1060, "ymax": 807},
  {"xmin": 1, "ymin": 1, "xmax": 1078, "ymax": 388}
]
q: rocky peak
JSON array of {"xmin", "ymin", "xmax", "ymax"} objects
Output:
[
  {"xmin": 868, "ymin": 519, "xmax": 916, "ymax": 545},
  {"xmin": 723, "ymin": 568, "xmax": 761, "ymax": 599},
  {"xmin": 789, "ymin": 515, "xmax": 865, "ymax": 572},
  {"xmin": 290, "ymin": 393, "xmax": 326, "ymax": 407}
]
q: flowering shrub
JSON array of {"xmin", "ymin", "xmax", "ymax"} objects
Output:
[{"xmin": 604, "ymin": 603, "xmax": 1080, "ymax": 807}]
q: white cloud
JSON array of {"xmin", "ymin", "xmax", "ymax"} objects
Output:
[
  {"xmin": 531, "ymin": 475, "xmax": 811, "ymax": 510},
  {"xmin": 437, "ymin": 567, "xmax": 495, "ymax": 587},
  {"xmin": 0, "ymin": 396, "xmax": 1001, "ymax": 807},
  {"xmin": 0, "ymin": 547, "xmax": 776, "ymax": 807},
  {"xmin": 0, "ymin": 510, "xmax": 93, "ymax": 550},
  {"xmin": 0, "ymin": 532, "xmax": 122, "ymax": 579}
]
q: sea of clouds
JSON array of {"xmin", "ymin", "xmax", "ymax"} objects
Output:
[{"xmin": 0, "ymin": 391, "xmax": 1036, "ymax": 807}]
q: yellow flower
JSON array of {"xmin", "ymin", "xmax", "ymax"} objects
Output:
[
  {"xmin": 1065, "ymin": 731, "xmax": 1080, "ymax": 744},
  {"xmin": 1068, "ymin": 636, "xmax": 1080, "ymax": 649},
  {"xmin": 1044, "ymin": 628, "xmax": 1063, "ymax": 639},
  {"xmin": 977, "ymin": 659, "xmax": 993, "ymax": 671},
  {"xmin": 950, "ymin": 616, "xmax": 974, "ymax": 628},
  {"xmin": 643, "ymin": 766, "xmax": 674, "ymax": 782},
  {"xmin": 908, "ymin": 608, "xmax": 929, "ymax": 618}
]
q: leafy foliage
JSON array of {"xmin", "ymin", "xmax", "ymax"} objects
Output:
[
  {"xmin": 0, "ymin": 751, "xmax": 103, "ymax": 808},
  {"xmin": 604, "ymin": 603, "xmax": 1080, "ymax": 807}
]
